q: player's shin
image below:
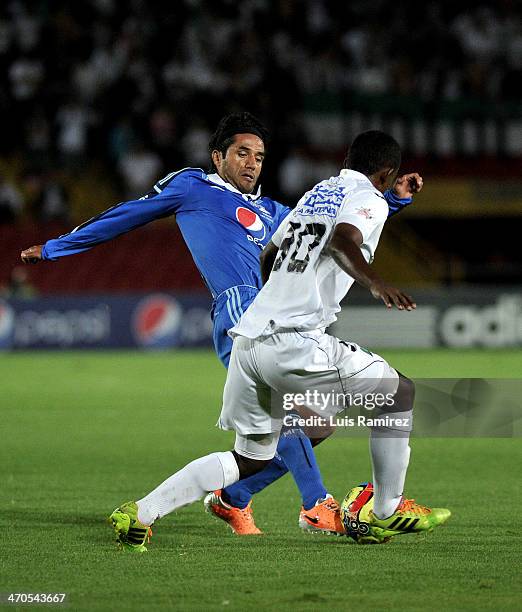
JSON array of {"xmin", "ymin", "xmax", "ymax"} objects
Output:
[
  {"xmin": 370, "ymin": 425, "xmax": 411, "ymax": 520},
  {"xmin": 370, "ymin": 374, "xmax": 415, "ymax": 520},
  {"xmin": 137, "ymin": 431, "xmax": 278, "ymax": 525},
  {"xmin": 278, "ymin": 428, "xmax": 329, "ymax": 510},
  {"xmin": 136, "ymin": 451, "xmax": 240, "ymax": 525}
]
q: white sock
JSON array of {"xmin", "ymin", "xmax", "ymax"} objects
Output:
[
  {"xmin": 370, "ymin": 432, "xmax": 411, "ymax": 520},
  {"xmin": 136, "ymin": 451, "xmax": 239, "ymax": 525}
]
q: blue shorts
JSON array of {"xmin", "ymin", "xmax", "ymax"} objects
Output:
[{"xmin": 211, "ymin": 285, "xmax": 259, "ymax": 368}]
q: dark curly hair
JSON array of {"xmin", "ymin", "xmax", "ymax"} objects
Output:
[
  {"xmin": 208, "ymin": 112, "xmax": 269, "ymax": 172},
  {"xmin": 344, "ymin": 130, "xmax": 401, "ymax": 175}
]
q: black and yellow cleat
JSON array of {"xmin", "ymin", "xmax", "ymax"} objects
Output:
[
  {"xmin": 369, "ymin": 498, "xmax": 451, "ymax": 538},
  {"xmin": 108, "ymin": 501, "xmax": 152, "ymax": 553}
]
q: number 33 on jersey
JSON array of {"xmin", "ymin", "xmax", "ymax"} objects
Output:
[{"xmin": 230, "ymin": 169, "xmax": 389, "ymax": 339}]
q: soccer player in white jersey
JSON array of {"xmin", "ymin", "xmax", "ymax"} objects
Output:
[{"xmin": 109, "ymin": 131, "xmax": 450, "ymax": 551}]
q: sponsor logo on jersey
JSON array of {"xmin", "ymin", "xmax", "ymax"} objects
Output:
[
  {"xmin": 236, "ymin": 206, "xmax": 267, "ymax": 245},
  {"xmin": 297, "ymin": 184, "xmax": 346, "ymax": 217},
  {"xmin": 0, "ymin": 299, "xmax": 14, "ymax": 350},
  {"xmin": 356, "ymin": 207, "xmax": 373, "ymax": 219},
  {"xmin": 132, "ymin": 294, "xmax": 182, "ymax": 348},
  {"xmin": 246, "ymin": 200, "xmax": 273, "ymax": 220}
]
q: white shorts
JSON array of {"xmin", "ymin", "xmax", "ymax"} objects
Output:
[{"xmin": 219, "ymin": 329, "xmax": 399, "ymax": 440}]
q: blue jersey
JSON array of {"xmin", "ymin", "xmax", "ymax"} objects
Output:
[{"xmin": 42, "ymin": 168, "xmax": 290, "ymax": 299}]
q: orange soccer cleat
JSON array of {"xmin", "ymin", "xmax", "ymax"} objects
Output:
[
  {"xmin": 204, "ymin": 490, "xmax": 262, "ymax": 535},
  {"xmin": 299, "ymin": 495, "xmax": 345, "ymax": 536}
]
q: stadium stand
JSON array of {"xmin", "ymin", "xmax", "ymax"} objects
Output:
[{"xmin": 0, "ymin": 222, "xmax": 204, "ymax": 294}]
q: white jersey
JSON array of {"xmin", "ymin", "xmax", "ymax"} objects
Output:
[{"xmin": 230, "ymin": 169, "xmax": 388, "ymax": 339}]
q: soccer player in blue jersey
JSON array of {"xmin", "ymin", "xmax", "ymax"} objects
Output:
[{"xmin": 21, "ymin": 112, "xmax": 421, "ymax": 536}]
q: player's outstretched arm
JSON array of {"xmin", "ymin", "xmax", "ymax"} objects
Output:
[
  {"xmin": 18, "ymin": 177, "xmax": 187, "ymax": 263},
  {"xmin": 328, "ymin": 222, "xmax": 416, "ymax": 311}
]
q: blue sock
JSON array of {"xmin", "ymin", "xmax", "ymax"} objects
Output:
[{"xmin": 222, "ymin": 427, "xmax": 327, "ymax": 510}]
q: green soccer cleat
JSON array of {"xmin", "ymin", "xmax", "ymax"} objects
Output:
[
  {"xmin": 108, "ymin": 501, "xmax": 152, "ymax": 553},
  {"xmin": 369, "ymin": 497, "xmax": 451, "ymax": 539}
]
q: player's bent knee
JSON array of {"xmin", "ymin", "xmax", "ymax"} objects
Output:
[
  {"xmin": 394, "ymin": 372, "xmax": 415, "ymax": 412},
  {"xmin": 233, "ymin": 430, "xmax": 279, "ymax": 478},
  {"xmin": 293, "ymin": 404, "xmax": 335, "ymax": 442},
  {"xmin": 232, "ymin": 451, "xmax": 271, "ymax": 479},
  {"xmin": 308, "ymin": 426, "xmax": 335, "ymax": 447}
]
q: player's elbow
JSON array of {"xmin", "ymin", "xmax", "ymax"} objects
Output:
[
  {"xmin": 328, "ymin": 225, "xmax": 365, "ymax": 271},
  {"xmin": 330, "ymin": 224, "xmax": 363, "ymax": 251},
  {"xmin": 327, "ymin": 237, "xmax": 344, "ymax": 261}
]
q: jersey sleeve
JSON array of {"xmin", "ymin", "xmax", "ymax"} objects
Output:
[
  {"xmin": 335, "ymin": 191, "xmax": 387, "ymax": 243},
  {"xmin": 42, "ymin": 170, "xmax": 193, "ymax": 260},
  {"xmin": 384, "ymin": 189, "xmax": 412, "ymax": 217}
]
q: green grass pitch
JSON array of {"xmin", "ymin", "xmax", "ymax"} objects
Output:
[{"xmin": 1, "ymin": 349, "xmax": 521, "ymax": 611}]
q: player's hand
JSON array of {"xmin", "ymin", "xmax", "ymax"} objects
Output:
[
  {"xmin": 370, "ymin": 281, "xmax": 416, "ymax": 311},
  {"xmin": 20, "ymin": 245, "xmax": 44, "ymax": 264},
  {"xmin": 393, "ymin": 173, "xmax": 423, "ymax": 199}
]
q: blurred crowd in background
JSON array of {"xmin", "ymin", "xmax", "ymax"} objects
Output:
[
  {"xmin": 0, "ymin": 0, "xmax": 520, "ymax": 291},
  {"xmin": 1, "ymin": 0, "xmax": 521, "ymax": 211}
]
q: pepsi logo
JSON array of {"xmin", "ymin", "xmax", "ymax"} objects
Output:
[
  {"xmin": 132, "ymin": 294, "xmax": 182, "ymax": 349},
  {"xmin": 236, "ymin": 206, "xmax": 266, "ymax": 241},
  {"xmin": 0, "ymin": 299, "xmax": 14, "ymax": 350}
]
